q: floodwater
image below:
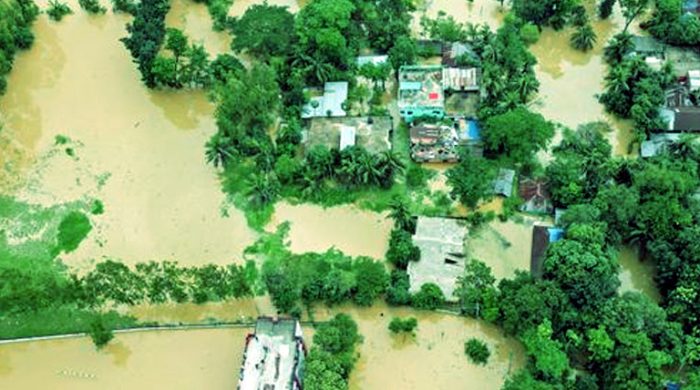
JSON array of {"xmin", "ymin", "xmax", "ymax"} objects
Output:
[
  {"xmin": 0, "ymin": 304, "xmax": 524, "ymax": 390},
  {"xmin": 617, "ymin": 246, "xmax": 660, "ymax": 302},
  {"xmin": 531, "ymin": 1, "xmax": 637, "ymax": 157},
  {"xmin": 467, "ymin": 218, "xmax": 534, "ymax": 281},
  {"xmin": 166, "ymin": 0, "xmax": 232, "ymax": 56},
  {"xmin": 414, "ymin": 0, "xmax": 505, "ymax": 34},
  {"xmin": 0, "ymin": 328, "xmax": 246, "ymax": 389},
  {"xmin": 127, "ymin": 296, "xmax": 276, "ymax": 324},
  {"xmin": 0, "ymin": 2, "xmax": 256, "ymax": 268},
  {"xmin": 319, "ymin": 303, "xmax": 524, "ymax": 390},
  {"xmin": 267, "ymin": 202, "xmax": 392, "ymax": 259}
]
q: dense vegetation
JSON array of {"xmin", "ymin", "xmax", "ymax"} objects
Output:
[
  {"xmin": 388, "ymin": 316, "xmax": 417, "ymax": 335},
  {"xmin": 46, "ymin": 0, "xmax": 72, "ymax": 21},
  {"xmin": 304, "ymin": 314, "xmax": 361, "ymax": 390},
  {"xmin": 121, "ymin": 0, "xmax": 171, "ymax": 87},
  {"xmin": 0, "ymin": 0, "xmax": 38, "ymax": 94},
  {"xmin": 464, "ymin": 338, "xmax": 490, "ymax": 365}
]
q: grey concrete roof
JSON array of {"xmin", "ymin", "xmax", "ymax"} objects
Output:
[{"xmin": 408, "ymin": 217, "xmax": 467, "ymax": 300}]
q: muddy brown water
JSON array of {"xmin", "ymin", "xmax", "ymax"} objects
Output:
[
  {"xmin": 0, "ymin": 303, "xmax": 524, "ymax": 389},
  {"xmin": 467, "ymin": 218, "xmax": 535, "ymax": 281},
  {"xmin": 617, "ymin": 246, "xmax": 660, "ymax": 302}
]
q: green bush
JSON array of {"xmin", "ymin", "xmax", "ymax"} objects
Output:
[
  {"xmin": 47, "ymin": 0, "xmax": 72, "ymax": 21},
  {"xmin": 411, "ymin": 283, "xmax": 444, "ymax": 310},
  {"xmin": 465, "ymin": 338, "xmax": 490, "ymax": 364},
  {"xmin": 388, "ymin": 317, "xmax": 418, "ymax": 334},
  {"xmin": 386, "ymin": 228, "xmax": 420, "ymax": 269},
  {"xmin": 56, "ymin": 211, "xmax": 92, "ymax": 253},
  {"xmin": 78, "ymin": 0, "xmax": 106, "ymax": 14}
]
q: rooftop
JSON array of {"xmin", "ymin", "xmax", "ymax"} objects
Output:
[
  {"xmin": 409, "ymin": 120, "xmax": 481, "ymax": 162},
  {"xmin": 493, "ymin": 168, "xmax": 515, "ymax": 197},
  {"xmin": 530, "ymin": 225, "xmax": 564, "ymax": 278},
  {"xmin": 442, "ymin": 42, "xmax": 478, "ymax": 67},
  {"xmin": 357, "ymin": 55, "xmax": 388, "ymax": 67},
  {"xmin": 443, "ymin": 67, "xmax": 480, "ymax": 92},
  {"xmin": 301, "ymin": 81, "xmax": 348, "ymax": 119},
  {"xmin": 305, "ymin": 116, "xmax": 392, "ymax": 154},
  {"xmin": 408, "ymin": 217, "xmax": 468, "ymax": 299},
  {"xmin": 632, "ymin": 36, "xmax": 664, "ymax": 56},
  {"xmin": 519, "ymin": 178, "xmax": 552, "ymax": 214},
  {"xmin": 238, "ymin": 318, "xmax": 305, "ymax": 390},
  {"xmin": 660, "ymin": 106, "xmax": 700, "ymax": 132},
  {"xmin": 398, "ymin": 65, "xmax": 445, "ymax": 110}
]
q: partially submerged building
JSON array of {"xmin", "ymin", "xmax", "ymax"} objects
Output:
[
  {"xmin": 530, "ymin": 225, "xmax": 564, "ymax": 278},
  {"xmin": 409, "ymin": 119, "xmax": 482, "ymax": 163},
  {"xmin": 519, "ymin": 178, "xmax": 552, "ymax": 214},
  {"xmin": 304, "ymin": 116, "xmax": 392, "ymax": 154},
  {"xmin": 631, "ymin": 36, "xmax": 665, "ymax": 65},
  {"xmin": 301, "ymin": 81, "xmax": 348, "ymax": 119},
  {"xmin": 398, "ymin": 65, "xmax": 445, "ymax": 122},
  {"xmin": 238, "ymin": 317, "xmax": 305, "ymax": 390},
  {"xmin": 408, "ymin": 216, "xmax": 468, "ymax": 300},
  {"xmin": 641, "ymin": 133, "xmax": 683, "ymax": 157}
]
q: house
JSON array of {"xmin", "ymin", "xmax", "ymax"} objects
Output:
[
  {"xmin": 301, "ymin": 81, "xmax": 348, "ymax": 119},
  {"xmin": 408, "ymin": 216, "xmax": 468, "ymax": 300},
  {"xmin": 305, "ymin": 116, "xmax": 392, "ymax": 154},
  {"xmin": 493, "ymin": 168, "xmax": 515, "ymax": 197},
  {"xmin": 398, "ymin": 65, "xmax": 445, "ymax": 122},
  {"xmin": 659, "ymin": 106, "xmax": 700, "ymax": 132},
  {"xmin": 519, "ymin": 179, "xmax": 552, "ymax": 214},
  {"xmin": 238, "ymin": 317, "xmax": 305, "ymax": 390},
  {"xmin": 530, "ymin": 225, "xmax": 564, "ymax": 278}
]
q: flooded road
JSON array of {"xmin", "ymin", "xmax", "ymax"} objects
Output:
[
  {"xmin": 0, "ymin": 3, "xmax": 256, "ymax": 269},
  {"xmin": 0, "ymin": 328, "xmax": 246, "ymax": 390},
  {"xmin": 617, "ymin": 246, "xmax": 660, "ymax": 302},
  {"xmin": 267, "ymin": 202, "xmax": 392, "ymax": 259}
]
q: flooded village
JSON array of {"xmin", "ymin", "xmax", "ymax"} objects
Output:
[{"xmin": 1, "ymin": 0, "xmax": 696, "ymax": 388}]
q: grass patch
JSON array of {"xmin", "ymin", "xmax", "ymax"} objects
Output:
[{"xmin": 0, "ymin": 306, "xmax": 137, "ymax": 340}]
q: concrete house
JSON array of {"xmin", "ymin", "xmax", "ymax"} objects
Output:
[
  {"xmin": 398, "ymin": 65, "xmax": 446, "ymax": 122},
  {"xmin": 238, "ymin": 317, "xmax": 306, "ymax": 390},
  {"xmin": 304, "ymin": 116, "xmax": 392, "ymax": 154},
  {"xmin": 301, "ymin": 81, "xmax": 349, "ymax": 119},
  {"xmin": 408, "ymin": 217, "xmax": 468, "ymax": 300}
]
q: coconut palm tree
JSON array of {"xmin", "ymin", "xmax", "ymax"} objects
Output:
[
  {"xmin": 388, "ymin": 196, "xmax": 414, "ymax": 232},
  {"xmin": 604, "ymin": 32, "xmax": 633, "ymax": 65},
  {"xmin": 248, "ymin": 173, "xmax": 280, "ymax": 205},
  {"xmin": 205, "ymin": 133, "xmax": 236, "ymax": 168},
  {"xmin": 570, "ymin": 23, "xmax": 598, "ymax": 52},
  {"xmin": 293, "ymin": 52, "xmax": 334, "ymax": 84}
]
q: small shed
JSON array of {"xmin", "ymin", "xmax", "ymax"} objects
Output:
[
  {"xmin": 632, "ymin": 36, "xmax": 665, "ymax": 59},
  {"xmin": 493, "ymin": 168, "xmax": 515, "ymax": 197},
  {"xmin": 408, "ymin": 217, "xmax": 468, "ymax": 300},
  {"xmin": 641, "ymin": 133, "xmax": 683, "ymax": 158}
]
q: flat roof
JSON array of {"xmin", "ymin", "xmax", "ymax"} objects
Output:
[
  {"xmin": 398, "ymin": 66, "xmax": 445, "ymax": 109},
  {"xmin": 305, "ymin": 116, "xmax": 392, "ymax": 154},
  {"xmin": 301, "ymin": 82, "xmax": 348, "ymax": 119},
  {"xmin": 408, "ymin": 217, "xmax": 467, "ymax": 299},
  {"xmin": 238, "ymin": 318, "xmax": 304, "ymax": 390}
]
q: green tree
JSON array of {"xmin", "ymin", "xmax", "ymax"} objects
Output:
[
  {"xmin": 385, "ymin": 228, "xmax": 420, "ymax": 269},
  {"xmin": 464, "ymin": 338, "xmax": 490, "ymax": 364},
  {"xmin": 121, "ymin": 0, "xmax": 171, "ymax": 87},
  {"xmin": 446, "ymin": 151, "xmax": 496, "ymax": 209},
  {"xmin": 411, "ymin": 283, "xmax": 444, "ymax": 310},
  {"xmin": 619, "ymin": 0, "xmax": 649, "ymax": 33},
  {"xmin": 482, "ymin": 107, "xmax": 554, "ymax": 166},
  {"xmin": 47, "ymin": 0, "xmax": 72, "ymax": 21},
  {"xmin": 454, "ymin": 259, "xmax": 498, "ymax": 321},
  {"xmin": 88, "ymin": 317, "xmax": 114, "ymax": 349},
  {"xmin": 56, "ymin": 211, "xmax": 92, "ymax": 253},
  {"xmin": 599, "ymin": 0, "xmax": 616, "ymax": 19},
  {"xmin": 230, "ymin": 4, "xmax": 295, "ymax": 60},
  {"xmin": 587, "ymin": 325, "xmax": 615, "ymax": 362},
  {"xmin": 388, "ymin": 317, "xmax": 418, "ymax": 334},
  {"xmin": 386, "ymin": 269, "xmax": 412, "ymax": 306},
  {"xmin": 521, "ymin": 320, "xmax": 570, "ymax": 380},
  {"xmin": 570, "ymin": 23, "xmax": 597, "ymax": 52},
  {"xmin": 388, "ymin": 35, "xmax": 417, "ymax": 73},
  {"xmin": 352, "ymin": 258, "xmax": 388, "ymax": 306},
  {"xmin": 604, "ymin": 32, "xmax": 634, "ymax": 65},
  {"xmin": 78, "ymin": 0, "xmax": 106, "ymax": 14}
]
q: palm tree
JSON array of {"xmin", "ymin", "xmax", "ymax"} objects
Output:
[
  {"xmin": 517, "ymin": 73, "xmax": 539, "ymax": 102},
  {"xmin": 604, "ymin": 32, "xmax": 633, "ymax": 65},
  {"xmin": 248, "ymin": 173, "xmax": 280, "ymax": 206},
  {"xmin": 388, "ymin": 196, "xmax": 414, "ymax": 232},
  {"xmin": 205, "ymin": 133, "xmax": 236, "ymax": 168},
  {"xmin": 570, "ymin": 24, "xmax": 597, "ymax": 52},
  {"xmin": 293, "ymin": 53, "xmax": 334, "ymax": 84},
  {"xmin": 376, "ymin": 151, "xmax": 405, "ymax": 187}
]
